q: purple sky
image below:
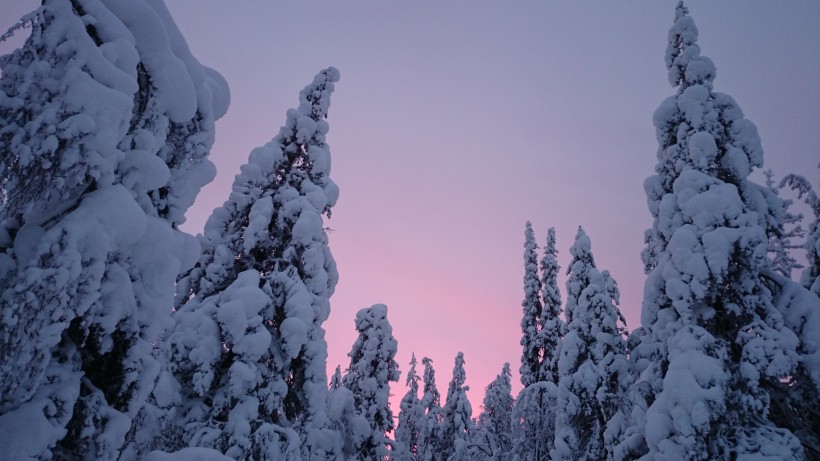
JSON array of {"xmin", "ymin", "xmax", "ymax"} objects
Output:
[{"xmin": 3, "ymin": 1, "xmax": 819, "ymax": 409}]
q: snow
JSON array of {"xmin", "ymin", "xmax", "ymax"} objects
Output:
[
  {"xmin": 146, "ymin": 447, "xmax": 233, "ymax": 461},
  {"xmin": 101, "ymin": 0, "xmax": 197, "ymax": 123},
  {"xmin": 0, "ymin": 366, "xmax": 81, "ymax": 460}
]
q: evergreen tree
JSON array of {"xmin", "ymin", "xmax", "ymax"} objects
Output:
[
  {"xmin": 764, "ymin": 170, "xmax": 805, "ymax": 279},
  {"xmin": 476, "ymin": 363, "xmax": 514, "ymax": 460},
  {"xmin": 769, "ymin": 172, "xmax": 820, "ymax": 460},
  {"xmin": 342, "ymin": 304, "xmax": 400, "ymax": 460},
  {"xmin": 166, "ymin": 67, "xmax": 341, "ymax": 459},
  {"xmin": 539, "ymin": 227, "xmax": 565, "ymax": 384},
  {"xmin": 781, "ymin": 172, "xmax": 820, "ymax": 295},
  {"xmin": 395, "ymin": 354, "xmax": 425, "ymax": 461},
  {"xmin": 552, "ymin": 228, "xmax": 628, "ymax": 461},
  {"xmin": 620, "ymin": 3, "xmax": 803, "ymax": 459},
  {"xmin": 0, "ymin": 1, "xmax": 227, "ymax": 458},
  {"xmin": 520, "ymin": 222, "xmax": 544, "ymax": 388},
  {"xmin": 440, "ymin": 352, "xmax": 473, "ymax": 461},
  {"xmin": 512, "ymin": 381, "xmax": 554, "ymax": 461},
  {"xmin": 330, "ymin": 365, "xmax": 343, "ymax": 393},
  {"xmin": 513, "ymin": 227, "xmax": 562, "ymax": 461},
  {"xmin": 418, "ymin": 357, "xmax": 442, "ymax": 461}
]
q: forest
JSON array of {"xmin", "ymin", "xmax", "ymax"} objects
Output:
[{"xmin": 0, "ymin": 1, "xmax": 818, "ymax": 460}]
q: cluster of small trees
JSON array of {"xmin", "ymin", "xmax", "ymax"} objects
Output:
[{"xmin": 0, "ymin": 1, "xmax": 818, "ymax": 460}]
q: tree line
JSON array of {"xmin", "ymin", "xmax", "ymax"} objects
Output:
[{"xmin": 0, "ymin": 1, "xmax": 817, "ymax": 460}]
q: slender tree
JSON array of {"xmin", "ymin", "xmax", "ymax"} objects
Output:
[
  {"xmin": 440, "ymin": 352, "xmax": 473, "ymax": 461},
  {"xmin": 619, "ymin": 3, "xmax": 804, "ymax": 459},
  {"xmin": 520, "ymin": 222, "xmax": 544, "ymax": 388},
  {"xmin": 342, "ymin": 304, "xmax": 400, "ymax": 460},
  {"xmin": 418, "ymin": 357, "xmax": 442, "ymax": 461},
  {"xmin": 396, "ymin": 354, "xmax": 425, "ymax": 461},
  {"xmin": 539, "ymin": 227, "xmax": 565, "ymax": 384}
]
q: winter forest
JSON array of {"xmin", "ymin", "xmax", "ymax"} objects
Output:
[{"xmin": 0, "ymin": 0, "xmax": 819, "ymax": 460}]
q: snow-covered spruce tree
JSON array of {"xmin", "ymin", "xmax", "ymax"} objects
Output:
[
  {"xmin": 520, "ymin": 221, "xmax": 544, "ymax": 388},
  {"xmin": 167, "ymin": 67, "xmax": 340, "ymax": 459},
  {"xmin": 551, "ymin": 228, "xmax": 628, "ymax": 461},
  {"xmin": 513, "ymin": 227, "xmax": 563, "ymax": 461},
  {"xmin": 618, "ymin": 3, "xmax": 804, "ymax": 459},
  {"xmin": 395, "ymin": 354, "xmax": 425, "ymax": 461},
  {"xmin": 539, "ymin": 227, "xmax": 564, "ymax": 384},
  {"xmin": 341, "ymin": 304, "xmax": 400, "ymax": 460},
  {"xmin": 0, "ymin": 1, "xmax": 227, "ymax": 459},
  {"xmin": 476, "ymin": 363, "xmax": 513, "ymax": 460},
  {"xmin": 417, "ymin": 357, "xmax": 443, "ymax": 461},
  {"xmin": 440, "ymin": 352, "xmax": 473, "ymax": 461}
]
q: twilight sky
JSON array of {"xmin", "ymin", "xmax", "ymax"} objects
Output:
[{"xmin": 2, "ymin": 1, "xmax": 819, "ymax": 406}]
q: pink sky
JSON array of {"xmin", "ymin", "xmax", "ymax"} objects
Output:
[{"xmin": 3, "ymin": 1, "xmax": 819, "ymax": 413}]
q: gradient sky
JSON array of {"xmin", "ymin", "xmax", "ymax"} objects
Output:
[{"xmin": 2, "ymin": 1, "xmax": 819, "ymax": 410}]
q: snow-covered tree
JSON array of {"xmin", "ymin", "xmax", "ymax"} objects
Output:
[
  {"xmin": 781, "ymin": 172, "xmax": 820, "ymax": 295},
  {"xmin": 513, "ymin": 227, "xmax": 563, "ymax": 461},
  {"xmin": 520, "ymin": 222, "xmax": 544, "ymax": 388},
  {"xmin": 330, "ymin": 365, "xmax": 343, "ymax": 393},
  {"xmin": 395, "ymin": 354, "xmax": 425, "ymax": 461},
  {"xmin": 440, "ymin": 352, "xmax": 473, "ymax": 461},
  {"xmin": 0, "ymin": 1, "xmax": 227, "ymax": 458},
  {"xmin": 476, "ymin": 363, "xmax": 513, "ymax": 460},
  {"xmin": 341, "ymin": 304, "xmax": 400, "ymax": 460},
  {"xmin": 417, "ymin": 357, "xmax": 442, "ymax": 461},
  {"xmin": 763, "ymin": 170, "xmax": 805, "ymax": 278},
  {"xmin": 552, "ymin": 228, "xmax": 628, "ymax": 461},
  {"xmin": 768, "ymin": 172, "xmax": 820, "ymax": 460},
  {"xmin": 619, "ymin": 3, "xmax": 804, "ymax": 459},
  {"xmin": 539, "ymin": 227, "xmax": 564, "ymax": 384},
  {"xmin": 166, "ymin": 67, "xmax": 340, "ymax": 459}
]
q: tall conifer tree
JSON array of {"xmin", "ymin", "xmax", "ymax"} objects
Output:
[
  {"xmin": 520, "ymin": 222, "xmax": 544, "ymax": 388},
  {"xmin": 539, "ymin": 227, "xmax": 565, "ymax": 384},
  {"xmin": 441, "ymin": 352, "xmax": 473, "ymax": 461},
  {"xmin": 168, "ymin": 67, "xmax": 340, "ymax": 459},
  {"xmin": 619, "ymin": 3, "xmax": 804, "ymax": 459}
]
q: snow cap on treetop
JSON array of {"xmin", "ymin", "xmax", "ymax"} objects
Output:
[{"xmin": 666, "ymin": 1, "xmax": 716, "ymax": 90}]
